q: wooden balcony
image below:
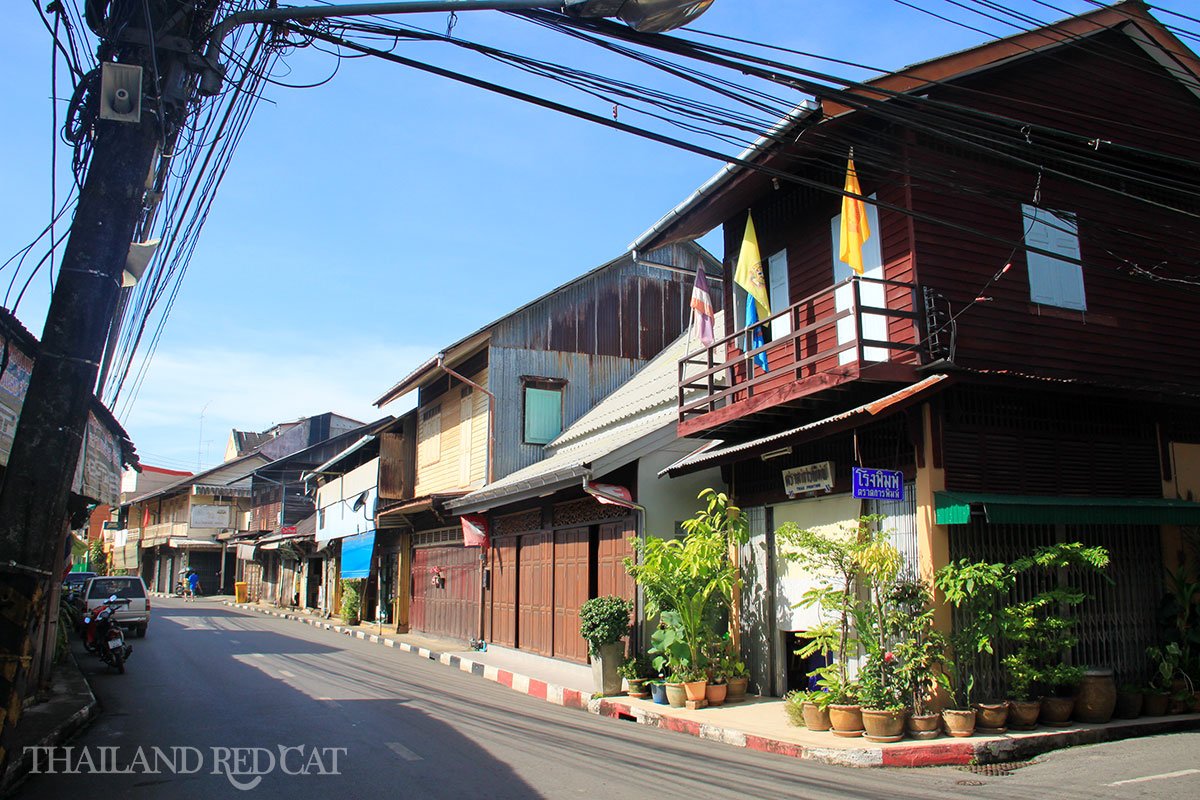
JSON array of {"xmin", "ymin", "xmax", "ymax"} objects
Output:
[{"xmin": 678, "ymin": 277, "xmax": 928, "ymax": 438}]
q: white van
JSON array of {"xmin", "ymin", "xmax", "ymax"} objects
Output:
[{"xmin": 83, "ymin": 576, "xmax": 151, "ymax": 638}]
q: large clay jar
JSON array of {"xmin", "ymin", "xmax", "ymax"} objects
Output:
[
  {"xmin": 973, "ymin": 701, "xmax": 1010, "ymax": 733},
  {"xmin": 1040, "ymin": 695, "xmax": 1075, "ymax": 726},
  {"xmin": 829, "ymin": 704, "xmax": 865, "ymax": 737},
  {"xmin": 907, "ymin": 713, "xmax": 942, "ymax": 740},
  {"xmin": 942, "ymin": 708, "xmax": 976, "ymax": 738},
  {"xmin": 726, "ymin": 676, "xmax": 749, "ymax": 702},
  {"xmin": 1008, "ymin": 699, "xmax": 1041, "ymax": 730},
  {"xmin": 1073, "ymin": 669, "xmax": 1117, "ymax": 723},
  {"xmin": 861, "ymin": 709, "xmax": 906, "ymax": 743},
  {"xmin": 801, "ymin": 701, "xmax": 832, "ymax": 731}
]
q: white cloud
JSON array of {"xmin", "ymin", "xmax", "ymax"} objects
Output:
[{"xmin": 117, "ymin": 338, "xmax": 428, "ymax": 471}]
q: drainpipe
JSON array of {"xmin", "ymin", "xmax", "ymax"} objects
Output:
[
  {"xmin": 582, "ymin": 475, "xmax": 647, "ymax": 654},
  {"xmin": 435, "ymin": 353, "xmax": 496, "ymax": 647}
]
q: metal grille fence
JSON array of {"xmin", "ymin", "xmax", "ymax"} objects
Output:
[
  {"xmin": 948, "ymin": 519, "xmax": 1161, "ymax": 699},
  {"xmin": 869, "ymin": 482, "xmax": 919, "ymax": 580}
]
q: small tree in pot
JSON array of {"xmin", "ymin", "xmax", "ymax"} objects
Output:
[{"xmin": 580, "ymin": 595, "xmax": 633, "ymax": 696}]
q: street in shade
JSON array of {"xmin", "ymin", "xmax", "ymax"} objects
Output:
[{"xmin": 12, "ymin": 597, "xmax": 1200, "ymax": 800}]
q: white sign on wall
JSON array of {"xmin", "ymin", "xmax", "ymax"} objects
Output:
[
  {"xmin": 782, "ymin": 461, "xmax": 834, "ymax": 497},
  {"xmin": 190, "ymin": 504, "xmax": 233, "ymax": 529}
]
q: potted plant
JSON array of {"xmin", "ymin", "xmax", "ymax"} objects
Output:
[
  {"xmin": 891, "ymin": 581, "xmax": 948, "ymax": 740},
  {"xmin": 580, "ymin": 595, "xmax": 633, "ymax": 696},
  {"xmin": 795, "ymin": 689, "xmax": 833, "ymax": 731},
  {"xmin": 935, "ymin": 558, "xmax": 1011, "ymax": 737},
  {"xmin": 723, "ymin": 647, "xmax": 750, "ymax": 701},
  {"xmin": 784, "ymin": 690, "xmax": 808, "ymax": 727},
  {"xmin": 619, "ymin": 655, "xmax": 653, "ymax": 698},
  {"xmin": 1001, "ymin": 652, "xmax": 1041, "ymax": 730},
  {"xmin": 1114, "ymin": 682, "xmax": 1144, "ymax": 719},
  {"xmin": 339, "ymin": 578, "xmax": 364, "ymax": 625},
  {"xmin": 859, "ymin": 652, "xmax": 907, "ymax": 743},
  {"xmin": 1146, "ymin": 642, "xmax": 1192, "ymax": 715},
  {"xmin": 1039, "ymin": 663, "xmax": 1083, "ymax": 726}
]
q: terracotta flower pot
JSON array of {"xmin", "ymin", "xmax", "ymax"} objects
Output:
[
  {"xmin": 705, "ymin": 682, "xmax": 728, "ymax": 707},
  {"xmin": 683, "ymin": 680, "xmax": 707, "ymax": 702},
  {"xmin": 829, "ymin": 704, "xmax": 864, "ymax": 737},
  {"xmin": 942, "ymin": 708, "xmax": 976, "ymax": 738},
  {"xmin": 726, "ymin": 676, "xmax": 749, "ymax": 702},
  {"xmin": 664, "ymin": 682, "xmax": 687, "ymax": 708},
  {"xmin": 1113, "ymin": 691, "xmax": 1143, "ymax": 719},
  {"xmin": 1142, "ymin": 691, "xmax": 1169, "ymax": 717},
  {"xmin": 973, "ymin": 701, "xmax": 1010, "ymax": 733},
  {"xmin": 626, "ymin": 678, "xmax": 650, "ymax": 699},
  {"xmin": 862, "ymin": 709, "xmax": 907, "ymax": 743},
  {"xmin": 1008, "ymin": 699, "xmax": 1041, "ymax": 730},
  {"xmin": 907, "ymin": 712, "xmax": 941, "ymax": 740},
  {"xmin": 1039, "ymin": 695, "xmax": 1075, "ymax": 727},
  {"xmin": 801, "ymin": 701, "xmax": 832, "ymax": 731}
]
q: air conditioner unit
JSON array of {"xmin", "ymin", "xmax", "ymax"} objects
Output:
[{"xmin": 99, "ymin": 62, "xmax": 143, "ymax": 123}]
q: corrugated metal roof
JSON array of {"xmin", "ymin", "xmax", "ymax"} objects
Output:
[
  {"xmin": 126, "ymin": 451, "xmax": 269, "ymax": 506},
  {"xmin": 660, "ymin": 374, "xmax": 952, "ymax": 477},
  {"xmin": 373, "ymin": 241, "xmax": 720, "ymax": 408}
]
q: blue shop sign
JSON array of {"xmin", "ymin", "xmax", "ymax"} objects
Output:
[{"xmin": 852, "ymin": 468, "xmax": 904, "ymax": 501}]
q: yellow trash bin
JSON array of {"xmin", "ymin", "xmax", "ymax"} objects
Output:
[{"xmin": 234, "ymin": 581, "xmax": 248, "ymax": 604}]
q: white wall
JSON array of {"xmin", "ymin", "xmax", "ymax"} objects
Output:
[
  {"xmin": 637, "ymin": 441, "xmax": 726, "ymax": 540},
  {"xmin": 316, "ymin": 457, "xmax": 380, "ymax": 542},
  {"xmin": 771, "ymin": 493, "xmax": 863, "ymax": 631}
]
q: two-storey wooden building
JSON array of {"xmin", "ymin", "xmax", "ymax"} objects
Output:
[
  {"xmin": 372, "ymin": 242, "xmax": 720, "ymax": 645},
  {"xmin": 636, "ymin": 1, "xmax": 1200, "ymax": 696}
]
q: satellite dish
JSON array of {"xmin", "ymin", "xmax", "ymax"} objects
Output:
[{"xmin": 351, "ymin": 491, "xmax": 368, "ymax": 512}]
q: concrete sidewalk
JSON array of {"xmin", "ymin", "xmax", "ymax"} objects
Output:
[
  {"xmin": 217, "ymin": 598, "xmax": 1200, "ymax": 768},
  {"xmin": 1, "ymin": 654, "xmax": 98, "ymax": 795}
]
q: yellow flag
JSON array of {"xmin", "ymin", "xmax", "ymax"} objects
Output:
[
  {"xmin": 733, "ymin": 213, "xmax": 770, "ymax": 319},
  {"xmin": 839, "ymin": 156, "xmax": 871, "ymax": 275}
]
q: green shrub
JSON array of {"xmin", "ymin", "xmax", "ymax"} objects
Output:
[{"xmin": 579, "ymin": 596, "xmax": 632, "ymax": 656}]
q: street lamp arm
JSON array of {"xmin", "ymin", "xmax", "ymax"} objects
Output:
[
  {"xmin": 199, "ymin": 0, "xmax": 716, "ymax": 95},
  {"xmin": 200, "ymin": 1, "xmax": 565, "ymax": 94}
]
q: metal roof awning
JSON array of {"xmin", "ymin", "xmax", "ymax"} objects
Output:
[
  {"xmin": 660, "ymin": 375, "xmax": 951, "ymax": 477},
  {"xmin": 934, "ymin": 492, "xmax": 1200, "ymax": 525},
  {"xmin": 166, "ymin": 538, "xmax": 223, "ymax": 550}
]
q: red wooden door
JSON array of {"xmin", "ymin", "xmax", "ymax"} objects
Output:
[
  {"xmin": 597, "ymin": 520, "xmax": 636, "ymax": 601},
  {"xmin": 518, "ymin": 532, "xmax": 553, "ymax": 656},
  {"xmin": 553, "ymin": 528, "xmax": 590, "ymax": 663},
  {"xmin": 490, "ymin": 537, "xmax": 517, "ymax": 647},
  {"xmin": 411, "ymin": 546, "xmax": 480, "ymax": 641}
]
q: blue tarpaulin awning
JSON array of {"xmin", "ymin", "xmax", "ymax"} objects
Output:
[{"xmin": 340, "ymin": 530, "xmax": 376, "ymax": 580}]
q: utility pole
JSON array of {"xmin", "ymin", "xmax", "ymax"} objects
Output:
[{"xmin": 0, "ymin": 0, "xmax": 213, "ymax": 772}]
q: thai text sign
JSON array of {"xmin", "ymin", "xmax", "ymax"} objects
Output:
[
  {"xmin": 189, "ymin": 504, "xmax": 233, "ymax": 529},
  {"xmin": 782, "ymin": 461, "xmax": 834, "ymax": 497},
  {"xmin": 852, "ymin": 467, "xmax": 904, "ymax": 501}
]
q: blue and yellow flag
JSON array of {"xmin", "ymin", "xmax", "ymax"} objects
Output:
[{"xmin": 733, "ymin": 213, "xmax": 770, "ymax": 320}]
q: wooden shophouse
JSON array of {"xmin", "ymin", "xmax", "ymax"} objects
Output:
[
  {"xmin": 636, "ymin": 1, "xmax": 1200, "ymax": 696},
  {"xmin": 372, "ymin": 242, "xmax": 720, "ymax": 646}
]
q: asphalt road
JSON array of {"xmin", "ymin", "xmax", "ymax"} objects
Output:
[{"xmin": 12, "ymin": 598, "xmax": 1200, "ymax": 799}]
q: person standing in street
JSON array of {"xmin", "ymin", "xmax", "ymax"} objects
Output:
[{"xmin": 187, "ymin": 570, "xmax": 201, "ymax": 602}]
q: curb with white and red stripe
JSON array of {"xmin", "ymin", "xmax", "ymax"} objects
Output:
[{"xmin": 215, "ymin": 600, "xmax": 1200, "ymax": 769}]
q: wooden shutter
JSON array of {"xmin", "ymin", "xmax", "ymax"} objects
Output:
[{"xmin": 553, "ymin": 528, "xmax": 590, "ymax": 663}]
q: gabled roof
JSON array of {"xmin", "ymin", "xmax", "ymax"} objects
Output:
[
  {"xmin": 126, "ymin": 450, "xmax": 269, "ymax": 506},
  {"xmin": 249, "ymin": 416, "xmax": 395, "ymax": 475},
  {"xmin": 447, "ymin": 312, "xmax": 726, "ymax": 514},
  {"xmin": 373, "ymin": 241, "xmax": 720, "ymax": 408},
  {"xmin": 632, "ymin": 0, "xmax": 1200, "ymax": 253}
]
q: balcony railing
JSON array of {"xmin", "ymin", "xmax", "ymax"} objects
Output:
[
  {"xmin": 678, "ymin": 276, "xmax": 926, "ymax": 432},
  {"xmin": 142, "ymin": 521, "xmax": 191, "ymax": 547}
]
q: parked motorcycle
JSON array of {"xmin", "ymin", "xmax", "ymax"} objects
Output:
[{"xmin": 83, "ymin": 595, "xmax": 133, "ymax": 674}]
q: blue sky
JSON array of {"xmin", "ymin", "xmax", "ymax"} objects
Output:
[{"xmin": 1, "ymin": 1, "xmax": 1192, "ymax": 472}]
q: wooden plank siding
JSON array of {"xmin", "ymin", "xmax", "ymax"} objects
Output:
[
  {"xmin": 552, "ymin": 528, "xmax": 590, "ymax": 663},
  {"xmin": 414, "ymin": 366, "xmax": 489, "ymax": 496},
  {"xmin": 410, "ymin": 545, "xmax": 481, "ymax": 642},
  {"xmin": 908, "ymin": 34, "xmax": 1200, "ymax": 392},
  {"xmin": 518, "ymin": 532, "xmax": 554, "ymax": 656},
  {"xmin": 489, "ymin": 537, "xmax": 517, "ymax": 647},
  {"xmin": 596, "ymin": 521, "xmax": 636, "ymax": 600}
]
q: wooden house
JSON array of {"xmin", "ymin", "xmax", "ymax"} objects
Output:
[
  {"xmin": 372, "ymin": 242, "xmax": 720, "ymax": 645},
  {"xmin": 635, "ymin": 2, "xmax": 1200, "ymax": 696}
]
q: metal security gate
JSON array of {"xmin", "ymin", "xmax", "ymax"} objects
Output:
[
  {"xmin": 868, "ymin": 481, "xmax": 919, "ymax": 580},
  {"xmin": 948, "ymin": 519, "xmax": 1161, "ymax": 698}
]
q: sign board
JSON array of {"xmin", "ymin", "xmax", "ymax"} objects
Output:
[
  {"xmin": 189, "ymin": 504, "xmax": 233, "ymax": 529},
  {"xmin": 852, "ymin": 467, "xmax": 904, "ymax": 501},
  {"xmin": 782, "ymin": 461, "xmax": 834, "ymax": 497},
  {"xmin": 279, "ymin": 525, "xmax": 297, "ymax": 536},
  {"xmin": 103, "ymin": 521, "xmax": 120, "ymax": 530}
]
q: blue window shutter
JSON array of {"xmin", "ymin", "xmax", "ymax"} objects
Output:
[{"xmin": 524, "ymin": 387, "xmax": 562, "ymax": 444}]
